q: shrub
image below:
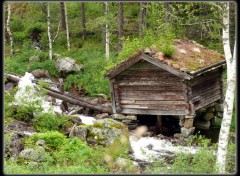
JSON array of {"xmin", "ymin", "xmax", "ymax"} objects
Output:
[
  {"xmin": 27, "ymin": 59, "xmax": 59, "ymax": 77},
  {"xmin": 25, "ymin": 131, "xmax": 67, "ymax": 151},
  {"xmin": 33, "ymin": 113, "xmax": 72, "ymax": 133}
]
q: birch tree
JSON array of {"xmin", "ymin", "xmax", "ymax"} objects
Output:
[
  {"xmin": 6, "ymin": 3, "xmax": 14, "ymax": 56},
  {"xmin": 47, "ymin": 3, "xmax": 52, "ymax": 60},
  {"xmin": 65, "ymin": 3, "xmax": 70, "ymax": 51},
  {"xmin": 105, "ymin": 2, "xmax": 109, "ymax": 61},
  {"xmin": 60, "ymin": 2, "xmax": 66, "ymax": 30},
  {"xmin": 81, "ymin": 2, "xmax": 87, "ymax": 40},
  {"xmin": 118, "ymin": 2, "xmax": 123, "ymax": 51},
  {"xmin": 216, "ymin": 2, "xmax": 236, "ymax": 173}
]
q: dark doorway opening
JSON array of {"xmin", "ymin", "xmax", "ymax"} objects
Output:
[{"xmin": 137, "ymin": 115, "xmax": 181, "ymax": 137}]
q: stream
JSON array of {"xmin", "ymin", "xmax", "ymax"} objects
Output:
[{"xmin": 10, "ymin": 72, "xmax": 220, "ymax": 167}]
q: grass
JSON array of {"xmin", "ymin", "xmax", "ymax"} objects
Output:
[{"xmin": 5, "ymin": 131, "xmax": 109, "ymax": 174}]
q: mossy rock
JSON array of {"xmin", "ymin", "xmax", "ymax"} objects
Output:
[
  {"xmin": 19, "ymin": 146, "xmax": 53, "ymax": 162},
  {"xmin": 4, "ymin": 132, "xmax": 24, "ymax": 158},
  {"xmin": 74, "ymin": 118, "xmax": 129, "ymax": 146}
]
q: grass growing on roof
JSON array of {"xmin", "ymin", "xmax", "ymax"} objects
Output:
[{"xmin": 105, "ymin": 28, "xmax": 176, "ymax": 73}]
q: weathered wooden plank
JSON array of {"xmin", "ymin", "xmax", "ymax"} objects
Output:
[
  {"xmin": 193, "ymin": 88, "xmax": 221, "ymax": 100},
  {"xmin": 190, "ymin": 68, "xmax": 220, "ymax": 82},
  {"xmin": 106, "ymin": 54, "xmax": 142, "ymax": 79},
  {"xmin": 120, "ymin": 94, "xmax": 185, "ymax": 101},
  {"xmin": 120, "ymin": 100, "xmax": 187, "ymax": 105},
  {"xmin": 190, "ymin": 73, "xmax": 221, "ymax": 86},
  {"xmin": 141, "ymin": 53, "xmax": 192, "ymax": 80},
  {"xmin": 119, "ymin": 69, "xmax": 177, "ymax": 76},
  {"xmin": 192, "ymin": 78, "xmax": 220, "ymax": 92},
  {"xmin": 120, "ymin": 108, "xmax": 189, "ymax": 115},
  {"xmin": 120, "ymin": 90, "xmax": 184, "ymax": 94},
  {"xmin": 121, "ymin": 104, "xmax": 187, "ymax": 109},
  {"xmin": 118, "ymin": 75, "xmax": 181, "ymax": 81},
  {"xmin": 192, "ymin": 84, "xmax": 221, "ymax": 97},
  {"xmin": 120, "ymin": 90, "xmax": 184, "ymax": 96},
  {"xmin": 127, "ymin": 62, "xmax": 161, "ymax": 69},
  {"xmin": 109, "ymin": 81, "xmax": 116, "ymax": 113},
  {"xmin": 194, "ymin": 94, "xmax": 221, "ymax": 110},
  {"xmin": 118, "ymin": 85, "xmax": 184, "ymax": 91},
  {"xmin": 118, "ymin": 80, "xmax": 183, "ymax": 86}
]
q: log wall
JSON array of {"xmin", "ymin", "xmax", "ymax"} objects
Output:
[
  {"xmin": 112, "ymin": 60, "xmax": 189, "ymax": 115},
  {"xmin": 190, "ymin": 68, "xmax": 223, "ymax": 110}
]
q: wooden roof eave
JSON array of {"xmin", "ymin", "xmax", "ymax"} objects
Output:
[
  {"xmin": 104, "ymin": 53, "xmax": 142, "ymax": 79},
  {"xmin": 187, "ymin": 60, "xmax": 226, "ymax": 77},
  {"xmin": 141, "ymin": 53, "xmax": 193, "ymax": 80},
  {"xmin": 105, "ymin": 52, "xmax": 193, "ymax": 80}
]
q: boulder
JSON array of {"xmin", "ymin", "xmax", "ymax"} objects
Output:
[
  {"xmin": 206, "ymin": 106, "xmax": 215, "ymax": 113},
  {"xmin": 216, "ymin": 112, "xmax": 223, "ymax": 118},
  {"xmin": 19, "ymin": 147, "xmax": 49, "ymax": 162},
  {"xmin": 29, "ymin": 56, "xmax": 40, "ymax": 62},
  {"xmin": 112, "ymin": 114, "xmax": 126, "ymax": 120},
  {"xmin": 4, "ymin": 132, "xmax": 23, "ymax": 158},
  {"xmin": 31, "ymin": 69, "xmax": 50, "ymax": 78},
  {"xmin": 194, "ymin": 120, "xmax": 210, "ymax": 130},
  {"xmin": 74, "ymin": 118, "xmax": 129, "ymax": 146},
  {"xmin": 203, "ymin": 113, "xmax": 214, "ymax": 121},
  {"xmin": 126, "ymin": 115, "xmax": 137, "ymax": 121},
  {"xmin": 181, "ymin": 127, "xmax": 195, "ymax": 138},
  {"xmin": 74, "ymin": 125, "xmax": 89, "ymax": 141},
  {"xmin": 96, "ymin": 113, "xmax": 110, "ymax": 119},
  {"xmin": 55, "ymin": 57, "xmax": 83, "ymax": 77},
  {"xmin": 215, "ymin": 104, "xmax": 224, "ymax": 112},
  {"xmin": 88, "ymin": 119, "xmax": 128, "ymax": 146}
]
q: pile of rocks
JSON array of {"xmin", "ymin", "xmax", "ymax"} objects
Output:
[
  {"xmin": 194, "ymin": 103, "xmax": 224, "ymax": 130},
  {"xmin": 112, "ymin": 114, "xmax": 139, "ymax": 130}
]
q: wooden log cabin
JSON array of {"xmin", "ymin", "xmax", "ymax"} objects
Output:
[{"xmin": 105, "ymin": 39, "xmax": 225, "ymax": 134}]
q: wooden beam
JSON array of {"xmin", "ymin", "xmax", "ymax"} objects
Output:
[
  {"xmin": 6, "ymin": 73, "xmax": 112, "ymax": 114},
  {"xmin": 109, "ymin": 80, "xmax": 116, "ymax": 113},
  {"xmin": 121, "ymin": 108, "xmax": 189, "ymax": 115}
]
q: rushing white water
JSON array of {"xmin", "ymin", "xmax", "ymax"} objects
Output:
[
  {"xmin": 129, "ymin": 135, "xmax": 200, "ymax": 162},
  {"xmin": 74, "ymin": 114, "xmax": 96, "ymax": 125},
  {"xmin": 14, "ymin": 72, "xmax": 62, "ymax": 114}
]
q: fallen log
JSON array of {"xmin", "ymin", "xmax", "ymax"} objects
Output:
[{"xmin": 5, "ymin": 73, "xmax": 112, "ymax": 114}]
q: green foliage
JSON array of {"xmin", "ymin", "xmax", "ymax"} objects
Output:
[
  {"xmin": 27, "ymin": 59, "xmax": 59, "ymax": 77},
  {"xmin": 25, "ymin": 131, "xmax": 67, "ymax": 150},
  {"xmin": 62, "ymin": 44, "xmax": 113, "ymax": 96},
  {"xmin": 5, "ymin": 89, "xmax": 43, "ymax": 121},
  {"xmin": 187, "ymin": 132, "xmax": 211, "ymax": 147},
  {"xmin": 105, "ymin": 29, "xmax": 176, "ymax": 73},
  {"xmin": 8, "ymin": 131, "xmax": 109, "ymax": 174},
  {"xmin": 25, "ymin": 22, "xmax": 46, "ymax": 36},
  {"xmin": 33, "ymin": 113, "xmax": 71, "ymax": 133},
  {"xmin": 4, "ymin": 87, "xmax": 18, "ymax": 118}
]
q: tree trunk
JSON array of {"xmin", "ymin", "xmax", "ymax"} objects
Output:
[
  {"xmin": 139, "ymin": 2, "xmax": 147, "ymax": 39},
  {"xmin": 47, "ymin": 3, "xmax": 53, "ymax": 60},
  {"xmin": 60, "ymin": 2, "xmax": 66, "ymax": 30},
  {"xmin": 81, "ymin": 2, "xmax": 87, "ymax": 40},
  {"xmin": 105, "ymin": 2, "xmax": 110, "ymax": 61},
  {"xmin": 118, "ymin": 2, "xmax": 123, "ymax": 51},
  {"xmin": 65, "ymin": 3, "xmax": 70, "ymax": 51},
  {"xmin": 164, "ymin": 2, "xmax": 170, "ymax": 30},
  {"xmin": 5, "ymin": 73, "xmax": 113, "ymax": 114},
  {"xmin": 216, "ymin": 2, "xmax": 236, "ymax": 173},
  {"xmin": 6, "ymin": 3, "xmax": 14, "ymax": 56}
]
